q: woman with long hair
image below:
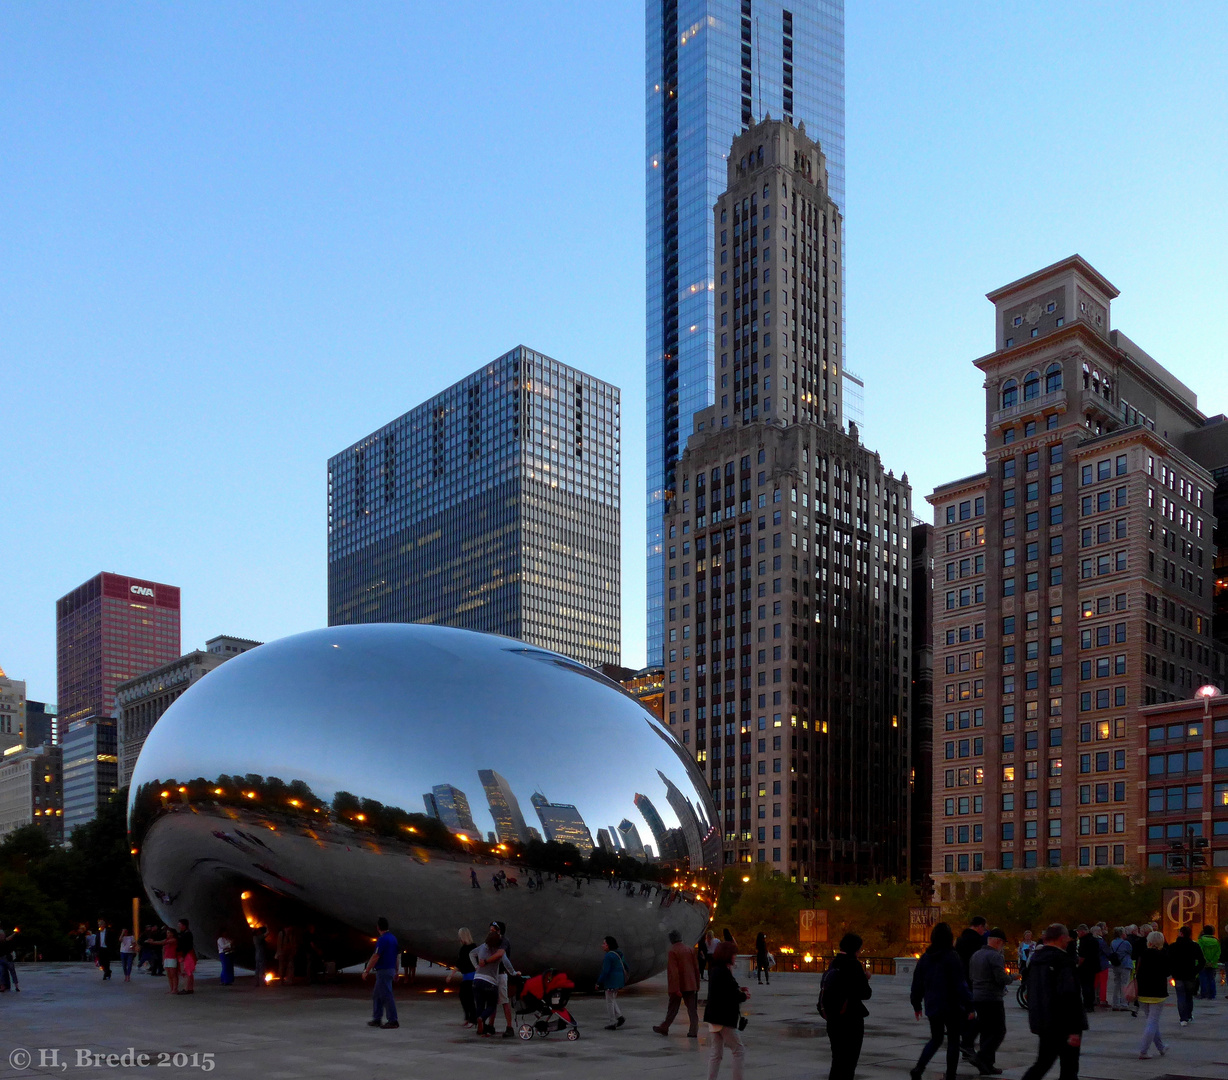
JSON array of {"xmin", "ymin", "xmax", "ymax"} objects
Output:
[
  {"xmin": 1135, "ymin": 930, "xmax": 1169, "ymax": 1059},
  {"xmin": 704, "ymin": 940, "xmax": 749, "ymax": 1079},
  {"xmin": 454, "ymin": 928, "xmax": 477, "ymax": 1027},
  {"xmin": 754, "ymin": 932, "xmax": 771, "ymax": 985},
  {"xmin": 909, "ymin": 922, "xmax": 972, "ymax": 1080}
]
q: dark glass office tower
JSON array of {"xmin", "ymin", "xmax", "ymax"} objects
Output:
[
  {"xmin": 327, "ymin": 346, "xmax": 620, "ymax": 669},
  {"xmin": 646, "ymin": 0, "xmax": 845, "ymax": 662}
]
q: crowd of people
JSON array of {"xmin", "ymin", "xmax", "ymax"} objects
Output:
[
  {"xmin": 7, "ymin": 904, "xmax": 1228, "ymax": 1080},
  {"xmin": 902, "ymin": 915, "xmax": 1228, "ymax": 1080}
]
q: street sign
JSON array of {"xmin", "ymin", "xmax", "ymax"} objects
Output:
[
  {"xmin": 909, "ymin": 906, "xmax": 942, "ymax": 945},
  {"xmin": 798, "ymin": 908, "xmax": 828, "ymax": 944}
]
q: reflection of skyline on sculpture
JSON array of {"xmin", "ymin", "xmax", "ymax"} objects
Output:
[{"xmin": 415, "ymin": 766, "xmax": 712, "ymax": 868}]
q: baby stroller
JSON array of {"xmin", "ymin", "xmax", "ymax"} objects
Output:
[{"xmin": 512, "ymin": 969, "xmax": 580, "ymax": 1040}]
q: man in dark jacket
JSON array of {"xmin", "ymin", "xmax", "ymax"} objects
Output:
[
  {"xmin": 1073, "ymin": 925, "xmax": 1099, "ymax": 1011},
  {"xmin": 822, "ymin": 933, "xmax": 873, "ymax": 1080},
  {"xmin": 1021, "ymin": 924, "xmax": 1087, "ymax": 1080},
  {"xmin": 956, "ymin": 917, "xmax": 988, "ymax": 1052},
  {"xmin": 970, "ymin": 929, "xmax": 1016, "ymax": 1074},
  {"xmin": 1168, "ymin": 924, "xmax": 1204, "ymax": 1025}
]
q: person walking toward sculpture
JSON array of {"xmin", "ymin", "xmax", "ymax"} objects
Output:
[
  {"xmin": 910, "ymin": 921, "xmax": 973, "ymax": 1080},
  {"xmin": 119, "ymin": 928, "xmax": 136, "ymax": 982},
  {"xmin": 821, "ymin": 932, "xmax": 872, "ymax": 1080},
  {"xmin": 1020, "ymin": 924, "xmax": 1086, "ymax": 1080},
  {"xmin": 969, "ymin": 928, "xmax": 1015, "ymax": 1075},
  {"xmin": 653, "ymin": 929, "xmax": 700, "ymax": 1038},
  {"xmin": 362, "ymin": 917, "xmax": 399, "ymax": 1029},
  {"xmin": 1134, "ymin": 929, "xmax": 1169, "ymax": 1058},
  {"xmin": 704, "ymin": 940, "xmax": 749, "ymax": 1080},
  {"xmin": 1168, "ymin": 924, "xmax": 1203, "ymax": 1025},
  {"xmin": 596, "ymin": 935, "xmax": 629, "ymax": 1030}
]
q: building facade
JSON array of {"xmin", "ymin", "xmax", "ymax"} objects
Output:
[
  {"xmin": 328, "ymin": 346, "xmax": 620, "ymax": 669},
  {"xmin": 24, "ymin": 701, "xmax": 56, "ymax": 749},
  {"xmin": 646, "ymin": 0, "xmax": 846, "ymax": 662},
  {"xmin": 1137, "ymin": 689, "xmax": 1228, "ymax": 873},
  {"xmin": 530, "ymin": 791, "xmax": 595, "ymax": 853},
  {"xmin": 661, "ymin": 119, "xmax": 912, "ymax": 883},
  {"xmin": 0, "ymin": 670, "xmax": 25, "ymax": 755},
  {"xmin": 928, "ymin": 257, "xmax": 1227, "ymax": 899},
  {"xmin": 115, "ymin": 636, "xmax": 261, "ymax": 787},
  {"xmin": 62, "ymin": 716, "xmax": 118, "ymax": 840},
  {"xmin": 910, "ymin": 522, "xmax": 935, "ymax": 886},
  {"xmin": 479, "ymin": 768, "xmax": 531, "ymax": 846},
  {"xmin": 56, "ymin": 572, "xmax": 181, "ymax": 727},
  {"xmin": 0, "ymin": 743, "xmax": 63, "ymax": 843}
]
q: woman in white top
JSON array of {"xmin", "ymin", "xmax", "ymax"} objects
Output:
[{"xmin": 119, "ymin": 930, "xmax": 137, "ymax": 982}]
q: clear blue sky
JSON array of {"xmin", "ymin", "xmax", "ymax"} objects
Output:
[{"xmin": 3, "ymin": 2, "xmax": 1225, "ymax": 703}]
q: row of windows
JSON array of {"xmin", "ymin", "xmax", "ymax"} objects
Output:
[
  {"xmin": 946, "ymin": 848, "xmax": 1128, "ymax": 872},
  {"xmin": 1149, "ymin": 749, "xmax": 1228, "ymax": 775},
  {"xmin": 1000, "ymin": 364, "xmax": 1063, "ymax": 408},
  {"xmin": 1003, "ymin": 506, "xmax": 1063, "ymax": 534},
  {"xmin": 1002, "ymin": 444, "xmax": 1064, "ymax": 479},
  {"xmin": 1081, "ymin": 456, "xmax": 1129, "ymax": 485}
]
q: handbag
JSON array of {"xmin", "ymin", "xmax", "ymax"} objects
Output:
[
  {"xmin": 737, "ymin": 1015, "xmax": 749, "ymax": 1031},
  {"xmin": 1124, "ymin": 977, "xmax": 1138, "ymax": 1004}
]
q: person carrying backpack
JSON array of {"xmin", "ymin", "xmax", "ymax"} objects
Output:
[{"xmin": 820, "ymin": 933, "xmax": 872, "ymax": 1080}]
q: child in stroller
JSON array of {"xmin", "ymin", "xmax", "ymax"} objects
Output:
[{"xmin": 512, "ymin": 968, "xmax": 580, "ymax": 1040}]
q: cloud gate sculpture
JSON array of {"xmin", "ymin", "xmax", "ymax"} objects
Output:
[{"xmin": 128, "ymin": 625, "xmax": 721, "ymax": 984}]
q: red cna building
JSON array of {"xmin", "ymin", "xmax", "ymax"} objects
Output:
[{"xmin": 56, "ymin": 572, "xmax": 181, "ymax": 726}]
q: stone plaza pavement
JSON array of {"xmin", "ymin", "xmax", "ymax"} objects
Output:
[{"xmin": 2, "ymin": 960, "xmax": 1227, "ymax": 1080}]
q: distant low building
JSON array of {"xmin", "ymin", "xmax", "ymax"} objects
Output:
[
  {"xmin": 0, "ymin": 669, "xmax": 26, "ymax": 755},
  {"xmin": 0, "ymin": 743, "xmax": 63, "ymax": 843},
  {"xmin": 116, "ymin": 636, "xmax": 262, "ymax": 787},
  {"xmin": 62, "ymin": 716, "xmax": 117, "ymax": 841}
]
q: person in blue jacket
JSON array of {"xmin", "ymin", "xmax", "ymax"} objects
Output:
[
  {"xmin": 910, "ymin": 922, "xmax": 974, "ymax": 1080},
  {"xmin": 596, "ymin": 934, "xmax": 629, "ymax": 1030}
]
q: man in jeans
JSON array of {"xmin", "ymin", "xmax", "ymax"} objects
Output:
[
  {"xmin": 1021, "ymin": 924, "xmax": 1086, "ymax": 1080},
  {"xmin": 970, "ymin": 929, "xmax": 1016, "ymax": 1075},
  {"xmin": 362, "ymin": 917, "xmax": 399, "ymax": 1029}
]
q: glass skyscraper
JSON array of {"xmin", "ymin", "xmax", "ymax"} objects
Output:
[
  {"xmin": 646, "ymin": 0, "xmax": 844, "ymax": 661},
  {"xmin": 328, "ymin": 346, "xmax": 620, "ymax": 668}
]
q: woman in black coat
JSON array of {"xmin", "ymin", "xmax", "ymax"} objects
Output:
[
  {"xmin": 822, "ymin": 933, "xmax": 873, "ymax": 1080},
  {"xmin": 703, "ymin": 941, "xmax": 749, "ymax": 1079},
  {"xmin": 909, "ymin": 922, "xmax": 973, "ymax": 1080}
]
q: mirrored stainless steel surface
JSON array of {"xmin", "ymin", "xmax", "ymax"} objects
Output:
[{"xmin": 128, "ymin": 625, "xmax": 720, "ymax": 984}]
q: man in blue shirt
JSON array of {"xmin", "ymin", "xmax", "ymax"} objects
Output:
[{"xmin": 363, "ymin": 917, "xmax": 399, "ymax": 1029}]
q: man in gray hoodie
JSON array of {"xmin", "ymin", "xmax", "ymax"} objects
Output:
[{"xmin": 969, "ymin": 928, "xmax": 1016, "ymax": 1074}]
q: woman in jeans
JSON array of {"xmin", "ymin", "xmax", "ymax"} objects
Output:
[
  {"xmin": 1108, "ymin": 927, "xmax": 1133, "ymax": 1010},
  {"xmin": 1135, "ymin": 930, "xmax": 1169, "ymax": 1059},
  {"xmin": 469, "ymin": 928, "xmax": 513, "ymax": 1036},
  {"xmin": 596, "ymin": 935, "xmax": 628, "ymax": 1030},
  {"xmin": 704, "ymin": 941, "xmax": 749, "ymax": 1080},
  {"xmin": 453, "ymin": 928, "xmax": 477, "ymax": 1027},
  {"xmin": 119, "ymin": 929, "xmax": 136, "ymax": 982}
]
